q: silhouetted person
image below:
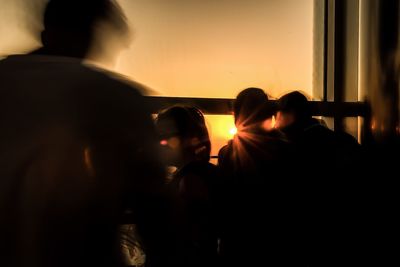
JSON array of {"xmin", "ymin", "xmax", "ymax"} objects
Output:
[
  {"xmin": 217, "ymin": 88, "xmax": 301, "ymax": 267},
  {"xmin": 275, "ymin": 91, "xmax": 361, "ymax": 168},
  {"xmin": 0, "ymin": 1, "xmax": 166, "ymax": 267},
  {"xmin": 219, "ymin": 88, "xmax": 288, "ymax": 176},
  {"xmin": 155, "ymin": 106, "xmax": 220, "ymax": 267},
  {"xmin": 275, "ymin": 91, "xmax": 365, "ymax": 266},
  {"xmin": 232, "ymin": 87, "xmax": 271, "ymax": 128}
]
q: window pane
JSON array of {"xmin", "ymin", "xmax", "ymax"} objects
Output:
[
  {"xmin": 1, "ymin": 1, "xmax": 317, "ymax": 99},
  {"xmin": 116, "ymin": 0, "xmax": 315, "ymax": 99}
]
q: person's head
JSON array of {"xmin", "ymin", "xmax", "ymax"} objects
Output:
[
  {"xmin": 39, "ymin": 0, "xmax": 129, "ymax": 59},
  {"xmin": 155, "ymin": 106, "xmax": 211, "ymax": 167},
  {"xmin": 275, "ymin": 91, "xmax": 311, "ymax": 129},
  {"xmin": 233, "ymin": 87, "xmax": 269, "ymax": 127}
]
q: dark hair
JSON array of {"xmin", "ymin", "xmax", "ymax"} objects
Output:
[
  {"xmin": 156, "ymin": 106, "xmax": 211, "ymax": 162},
  {"xmin": 233, "ymin": 87, "xmax": 270, "ymax": 126},
  {"xmin": 278, "ymin": 91, "xmax": 311, "ymax": 120},
  {"xmin": 41, "ymin": 0, "xmax": 128, "ymax": 57}
]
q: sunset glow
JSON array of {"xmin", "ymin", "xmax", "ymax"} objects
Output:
[
  {"xmin": 0, "ymin": 0, "xmax": 314, "ymax": 157},
  {"xmin": 205, "ymin": 115, "xmax": 235, "ymax": 156},
  {"xmin": 116, "ymin": 0, "xmax": 314, "ymax": 99},
  {"xmin": 229, "ymin": 127, "xmax": 238, "ymax": 137}
]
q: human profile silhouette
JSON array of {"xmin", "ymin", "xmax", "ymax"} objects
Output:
[
  {"xmin": 233, "ymin": 87, "xmax": 269, "ymax": 128},
  {"xmin": 155, "ymin": 105, "xmax": 220, "ymax": 267}
]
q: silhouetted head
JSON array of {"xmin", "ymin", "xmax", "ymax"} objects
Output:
[
  {"xmin": 155, "ymin": 106, "xmax": 211, "ymax": 166},
  {"xmin": 275, "ymin": 91, "xmax": 311, "ymax": 128},
  {"xmin": 233, "ymin": 87, "xmax": 270, "ymax": 127},
  {"xmin": 38, "ymin": 0, "xmax": 128, "ymax": 58}
]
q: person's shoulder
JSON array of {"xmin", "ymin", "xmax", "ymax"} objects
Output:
[
  {"xmin": 1, "ymin": 54, "xmax": 150, "ymax": 97},
  {"xmin": 302, "ymin": 119, "xmax": 335, "ymax": 139},
  {"xmin": 84, "ymin": 63, "xmax": 153, "ymax": 95},
  {"xmin": 218, "ymin": 143, "xmax": 229, "ymax": 157},
  {"xmin": 335, "ymin": 131, "xmax": 360, "ymax": 147},
  {"xmin": 217, "ymin": 140, "xmax": 234, "ymax": 163}
]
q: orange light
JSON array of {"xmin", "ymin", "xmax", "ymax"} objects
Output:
[{"xmin": 203, "ymin": 115, "xmax": 235, "ymax": 155}]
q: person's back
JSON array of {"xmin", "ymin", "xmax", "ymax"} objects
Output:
[
  {"xmin": 0, "ymin": 1, "xmax": 165, "ymax": 266},
  {"xmin": 155, "ymin": 106, "xmax": 220, "ymax": 267},
  {"xmin": 0, "ymin": 55, "xmax": 164, "ymax": 267},
  {"xmin": 276, "ymin": 91, "xmax": 364, "ymax": 266},
  {"xmin": 276, "ymin": 91, "xmax": 361, "ymax": 170},
  {"xmin": 217, "ymin": 88, "xmax": 300, "ymax": 267},
  {"xmin": 218, "ymin": 133, "xmax": 301, "ymax": 267},
  {"xmin": 168, "ymin": 161, "xmax": 220, "ymax": 267}
]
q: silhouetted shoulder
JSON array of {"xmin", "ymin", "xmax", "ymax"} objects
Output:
[
  {"xmin": 175, "ymin": 161, "xmax": 218, "ymax": 198},
  {"xmin": 0, "ymin": 54, "xmax": 148, "ymax": 93},
  {"xmin": 335, "ymin": 130, "xmax": 360, "ymax": 147},
  {"xmin": 84, "ymin": 61, "xmax": 154, "ymax": 95},
  {"xmin": 0, "ymin": 55, "xmax": 153, "ymax": 116},
  {"xmin": 217, "ymin": 143, "xmax": 231, "ymax": 164}
]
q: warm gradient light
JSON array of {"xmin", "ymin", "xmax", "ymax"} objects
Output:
[
  {"xmin": 0, "ymin": 0, "xmax": 315, "ymax": 157},
  {"xmin": 116, "ymin": 0, "xmax": 314, "ymax": 98}
]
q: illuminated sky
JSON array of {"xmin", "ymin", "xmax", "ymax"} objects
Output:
[{"xmin": 116, "ymin": 0, "xmax": 314, "ymax": 99}]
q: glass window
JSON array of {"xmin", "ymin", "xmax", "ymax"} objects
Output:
[
  {"xmin": 1, "ymin": 0, "xmax": 319, "ymax": 157},
  {"xmin": 116, "ymin": 0, "xmax": 317, "ymax": 156},
  {"xmin": 1, "ymin": 0, "xmax": 317, "ymax": 100},
  {"xmin": 116, "ymin": 0, "xmax": 315, "ymax": 99}
]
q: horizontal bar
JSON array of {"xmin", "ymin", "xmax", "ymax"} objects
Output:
[{"xmin": 145, "ymin": 96, "xmax": 368, "ymax": 117}]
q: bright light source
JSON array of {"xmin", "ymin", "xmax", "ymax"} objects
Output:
[{"xmin": 229, "ymin": 127, "xmax": 237, "ymax": 136}]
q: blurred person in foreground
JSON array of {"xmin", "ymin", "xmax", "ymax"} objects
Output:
[{"xmin": 0, "ymin": 1, "xmax": 166, "ymax": 267}]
